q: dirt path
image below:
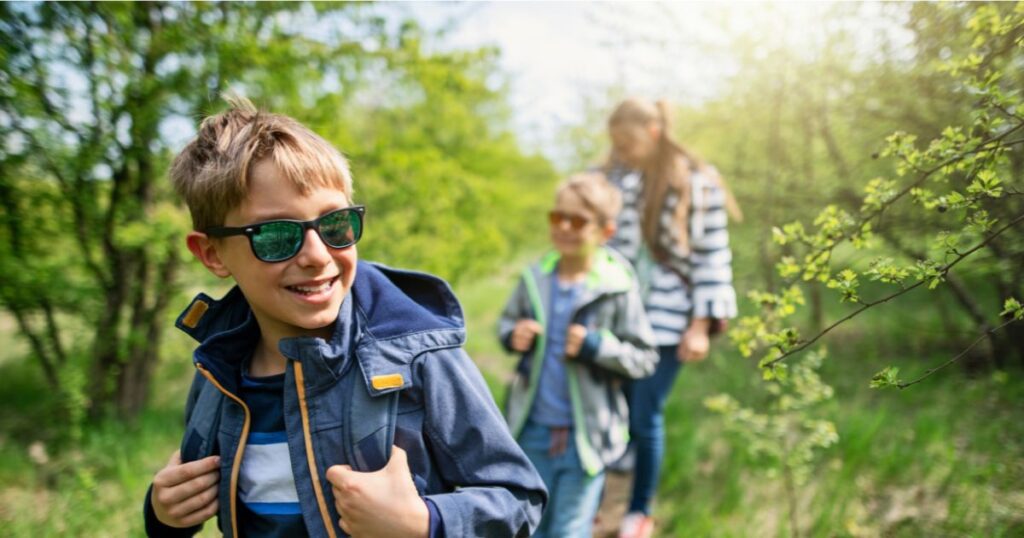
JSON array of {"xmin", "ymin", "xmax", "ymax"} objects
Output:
[{"xmin": 593, "ymin": 470, "xmax": 634, "ymax": 537}]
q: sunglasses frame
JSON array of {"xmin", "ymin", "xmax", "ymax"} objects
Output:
[
  {"xmin": 205, "ymin": 205, "xmax": 366, "ymax": 263},
  {"xmin": 548, "ymin": 210, "xmax": 594, "ymax": 231}
]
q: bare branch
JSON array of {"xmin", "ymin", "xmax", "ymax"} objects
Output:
[
  {"xmin": 799, "ymin": 123, "xmax": 1024, "ymax": 260},
  {"xmin": 897, "ymin": 317, "xmax": 1020, "ymax": 389},
  {"xmin": 8, "ymin": 305, "xmax": 59, "ymax": 386},
  {"xmin": 41, "ymin": 298, "xmax": 67, "ymax": 366},
  {"xmin": 765, "ymin": 211, "xmax": 1024, "ymax": 367}
]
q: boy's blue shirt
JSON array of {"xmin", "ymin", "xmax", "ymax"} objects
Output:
[
  {"xmin": 144, "ymin": 260, "xmax": 547, "ymax": 538},
  {"xmin": 528, "ymin": 280, "xmax": 579, "ymax": 427}
]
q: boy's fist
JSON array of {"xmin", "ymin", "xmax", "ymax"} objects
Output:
[
  {"xmin": 509, "ymin": 319, "xmax": 543, "ymax": 352},
  {"xmin": 326, "ymin": 446, "xmax": 429, "ymax": 538},
  {"xmin": 151, "ymin": 450, "xmax": 220, "ymax": 528},
  {"xmin": 564, "ymin": 324, "xmax": 588, "ymax": 359}
]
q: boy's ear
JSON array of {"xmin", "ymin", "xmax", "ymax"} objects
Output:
[
  {"xmin": 186, "ymin": 231, "xmax": 232, "ymax": 278},
  {"xmin": 601, "ymin": 221, "xmax": 617, "ymax": 242}
]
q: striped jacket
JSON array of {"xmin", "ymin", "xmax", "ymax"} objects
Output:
[{"xmin": 605, "ymin": 165, "xmax": 737, "ymax": 346}]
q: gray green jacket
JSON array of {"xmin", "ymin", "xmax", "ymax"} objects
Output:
[{"xmin": 499, "ymin": 247, "xmax": 658, "ymax": 475}]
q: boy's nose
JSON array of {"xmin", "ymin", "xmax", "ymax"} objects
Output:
[
  {"xmin": 295, "ymin": 228, "xmax": 333, "ymax": 266},
  {"xmin": 556, "ymin": 219, "xmax": 575, "ymax": 232}
]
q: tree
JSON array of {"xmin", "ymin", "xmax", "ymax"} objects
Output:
[
  {"xmin": 0, "ymin": 2, "xmax": 557, "ymax": 421},
  {"xmin": 732, "ymin": 2, "xmax": 1024, "ymax": 385},
  {"xmin": 0, "ymin": 2, "xmax": 375, "ymax": 419}
]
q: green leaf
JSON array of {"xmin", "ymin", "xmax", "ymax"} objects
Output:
[
  {"xmin": 869, "ymin": 366, "xmax": 902, "ymax": 389},
  {"xmin": 1002, "ymin": 297, "xmax": 1024, "ymax": 320}
]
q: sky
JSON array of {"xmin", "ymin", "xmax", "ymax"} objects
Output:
[
  {"xmin": 395, "ymin": 2, "xmax": 913, "ymax": 166},
  {"xmin": 144, "ymin": 2, "xmax": 914, "ymax": 168},
  {"xmin": 399, "ymin": 2, "xmax": 729, "ymax": 162}
]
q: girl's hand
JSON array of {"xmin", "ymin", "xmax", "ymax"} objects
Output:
[
  {"xmin": 564, "ymin": 324, "xmax": 587, "ymax": 359},
  {"xmin": 510, "ymin": 319, "xmax": 543, "ymax": 352},
  {"xmin": 678, "ymin": 318, "xmax": 711, "ymax": 363}
]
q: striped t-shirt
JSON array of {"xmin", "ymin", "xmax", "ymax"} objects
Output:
[
  {"xmin": 237, "ymin": 370, "xmax": 307, "ymax": 536},
  {"xmin": 606, "ymin": 166, "xmax": 737, "ymax": 346}
]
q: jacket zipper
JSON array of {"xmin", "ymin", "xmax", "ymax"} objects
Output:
[
  {"xmin": 294, "ymin": 362, "xmax": 338, "ymax": 538},
  {"xmin": 519, "ymin": 266, "xmax": 606, "ymax": 475},
  {"xmin": 195, "ymin": 363, "xmax": 250, "ymax": 538}
]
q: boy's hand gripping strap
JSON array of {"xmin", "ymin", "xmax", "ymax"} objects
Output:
[{"xmin": 341, "ymin": 364, "xmax": 400, "ymax": 472}]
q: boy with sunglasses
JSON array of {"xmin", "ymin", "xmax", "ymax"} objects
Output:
[
  {"xmin": 498, "ymin": 172, "xmax": 657, "ymax": 538},
  {"xmin": 143, "ymin": 96, "xmax": 546, "ymax": 538}
]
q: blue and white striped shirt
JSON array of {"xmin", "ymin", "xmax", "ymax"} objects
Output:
[
  {"xmin": 606, "ymin": 166, "xmax": 737, "ymax": 346},
  {"xmin": 237, "ymin": 370, "xmax": 307, "ymax": 537}
]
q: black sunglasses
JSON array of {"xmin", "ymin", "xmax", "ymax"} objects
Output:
[{"xmin": 205, "ymin": 205, "xmax": 365, "ymax": 262}]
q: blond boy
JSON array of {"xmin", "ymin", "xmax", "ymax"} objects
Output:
[{"xmin": 145, "ymin": 98, "xmax": 546, "ymax": 537}]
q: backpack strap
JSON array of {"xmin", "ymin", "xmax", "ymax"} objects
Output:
[
  {"xmin": 341, "ymin": 361, "xmax": 400, "ymax": 472},
  {"xmin": 180, "ymin": 376, "xmax": 223, "ymax": 462},
  {"xmin": 179, "ymin": 358, "xmax": 400, "ymax": 473}
]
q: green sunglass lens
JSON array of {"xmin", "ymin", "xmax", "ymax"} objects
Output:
[
  {"xmin": 252, "ymin": 221, "xmax": 303, "ymax": 262},
  {"xmin": 319, "ymin": 210, "xmax": 360, "ymax": 248}
]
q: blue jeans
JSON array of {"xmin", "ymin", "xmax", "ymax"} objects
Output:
[
  {"xmin": 519, "ymin": 421, "xmax": 606, "ymax": 538},
  {"xmin": 624, "ymin": 345, "xmax": 683, "ymax": 514}
]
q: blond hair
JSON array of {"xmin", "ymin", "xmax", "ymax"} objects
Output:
[
  {"xmin": 170, "ymin": 94, "xmax": 353, "ymax": 230},
  {"xmin": 607, "ymin": 98, "xmax": 741, "ymax": 259},
  {"xmin": 556, "ymin": 172, "xmax": 623, "ymax": 224}
]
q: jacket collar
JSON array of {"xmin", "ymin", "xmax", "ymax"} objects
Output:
[
  {"xmin": 175, "ymin": 261, "xmax": 466, "ymax": 397},
  {"xmin": 533, "ymin": 247, "xmax": 635, "ymax": 297}
]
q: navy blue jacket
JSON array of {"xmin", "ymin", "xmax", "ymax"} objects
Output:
[{"xmin": 144, "ymin": 261, "xmax": 547, "ymax": 537}]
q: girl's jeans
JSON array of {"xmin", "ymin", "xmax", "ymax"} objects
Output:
[
  {"xmin": 519, "ymin": 420, "xmax": 606, "ymax": 538},
  {"xmin": 624, "ymin": 344, "xmax": 683, "ymax": 514}
]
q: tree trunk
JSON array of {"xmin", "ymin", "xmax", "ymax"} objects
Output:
[
  {"xmin": 89, "ymin": 281, "xmax": 126, "ymax": 419},
  {"xmin": 1007, "ymin": 322, "xmax": 1024, "ymax": 370},
  {"xmin": 114, "ymin": 234, "xmax": 181, "ymax": 418}
]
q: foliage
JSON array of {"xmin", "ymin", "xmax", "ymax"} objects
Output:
[
  {"xmin": 705, "ymin": 349, "xmax": 838, "ymax": 536},
  {"xmin": 565, "ymin": 3, "xmax": 1024, "ymax": 535},
  {"xmin": 0, "ymin": 2, "xmax": 556, "ymax": 422},
  {"xmin": 3, "ymin": 2, "xmax": 1024, "ymax": 535},
  {"xmin": 336, "ymin": 22, "xmax": 557, "ymax": 280},
  {"xmin": 7, "ymin": 283, "xmax": 1023, "ymax": 536},
  {"xmin": 725, "ymin": 3, "xmax": 1024, "ymax": 388}
]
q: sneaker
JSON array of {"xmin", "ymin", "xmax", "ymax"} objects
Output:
[{"xmin": 618, "ymin": 511, "xmax": 654, "ymax": 538}]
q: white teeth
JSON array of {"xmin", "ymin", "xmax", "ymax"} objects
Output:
[{"xmin": 291, "ymin": 281, "xmax": 332, "ymax": 294}]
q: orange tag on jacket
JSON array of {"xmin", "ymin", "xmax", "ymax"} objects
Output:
[
  {"xmin": 371, "ymin": 374, "xmax": 404, "ymax": 390},
  {"xmin": 182, "ymin": 300, "xmax": 209, "ymax": 329}
]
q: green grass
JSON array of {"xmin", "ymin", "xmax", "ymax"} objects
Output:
[
  {"xmin": 653, "ymin": 342, "xmax": 1024, "ymax": 537},
  {"xmin": 0, "ymin": 264, "xmax": 1022, "ymax": 536},
  {"xmin": 649, "ymin": 277, "xmax": 1024, "ymax": 537}
]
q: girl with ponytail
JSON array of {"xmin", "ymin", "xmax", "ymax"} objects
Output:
[{"xmin": 604, "ymin": 98, "xmax": 741, "ymax": 538}]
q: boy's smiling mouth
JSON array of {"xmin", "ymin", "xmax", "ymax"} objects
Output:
[{"xmin": 286, "ymin": 276, "xmax": 339, "ymax": 297}]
